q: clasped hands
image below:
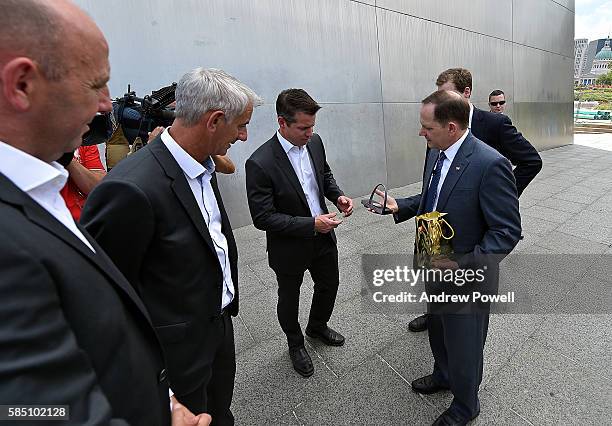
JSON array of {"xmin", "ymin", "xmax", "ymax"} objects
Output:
[{"xmin": 314, "ymin": 196, "xmax": 353, "ymax": 234}]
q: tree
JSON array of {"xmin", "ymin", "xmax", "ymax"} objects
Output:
[{"xmin": 596, "ymin": 69, "xmax": 612, "ymax": 85}]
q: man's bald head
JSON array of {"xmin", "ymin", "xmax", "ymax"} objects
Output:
[
  {"xmin": 0, "ymin": 0, "xmax": 111, "ymax": 162},
  {"xmin": 0, "ymin": 0, "xmax": 105, "ymax": 80}
]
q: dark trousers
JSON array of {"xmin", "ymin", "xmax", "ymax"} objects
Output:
[
  {"xmin": 428, "ymin": 312, "xmax": 490, "ymax": 420},
  {"xmin": 176, "ymin": 311, "xmax": 236, "ymax": 426},
  {"xmin": 274, "ymin": 235, "xmax": 340, "ymax": 349}
]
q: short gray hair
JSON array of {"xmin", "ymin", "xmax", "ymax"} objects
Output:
[
  {"xmin": 175, "ymin": 68, "xmax": 263, "ymax": 126},
  {"xmin": 0, "ymin": 0, "xmax": 67, "ymax": 81}
]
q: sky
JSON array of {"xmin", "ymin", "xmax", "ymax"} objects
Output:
[{"xmin": 575, "ymin": 0, "xmax": 612, "ymax": 41}]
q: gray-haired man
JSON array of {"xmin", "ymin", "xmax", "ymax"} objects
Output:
[{"xmin": 82, "ymin": 68, "xmax": 262, "ymax": 425}]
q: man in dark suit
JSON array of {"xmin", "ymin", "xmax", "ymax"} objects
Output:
[
  {"xmin": 408, "ymin": 67, "xmax": 541, "ymax": 333},
  {"xmin": 381, "ymin": 90, "xmax": 521, "ymax": 425},
  {"xmin": 82, "ymin": 68, "xmax": 261, "ymax": 425},
  {"xmin": 245, "ymin": 89, "xmax": 353, "ymax": 377},
  {"xmin": 0, "ymin": 1, "xmax": 209, "ymax": 425}
]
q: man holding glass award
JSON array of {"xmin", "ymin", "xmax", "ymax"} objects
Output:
[{"xmin": 374, "ymin": 90, "xmax": 521, "ymax": 426}]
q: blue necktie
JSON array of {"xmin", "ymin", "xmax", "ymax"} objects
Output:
[{"xmin": 423, "ymin": 152, "xmax": 446, "ymax": 213}]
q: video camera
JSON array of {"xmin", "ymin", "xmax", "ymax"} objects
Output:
[{"xmin": 82, "ymin": 82, "xmax": 177, "ymax": 146}]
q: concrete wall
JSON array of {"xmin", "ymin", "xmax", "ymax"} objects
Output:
[{"xmin": 76, "ymin": 0, "xmax": 575, "ymax": 227}]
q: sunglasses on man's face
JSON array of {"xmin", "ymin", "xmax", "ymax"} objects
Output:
[{"xmin": 489, "ymin": 100, "xmax": 506, "ymax": 106}]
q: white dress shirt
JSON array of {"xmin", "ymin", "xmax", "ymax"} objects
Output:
[
  {"xmin": 431, "ymin": 129, "xmax": 470, "ymax": 211},
  {"xmin": 277, "ymin": 131, "xmax": 323, "ymax": 217},
  {"xmin": 468, "ymin": 102, "xmax": 474, "ymax": 129},
  {"xmin": 0, "ymin": 141, "xmax": 95, "ymax": 252},
  {"xmin": 161, "ymin": 129, "xmax": 234, "ymax": 310}
]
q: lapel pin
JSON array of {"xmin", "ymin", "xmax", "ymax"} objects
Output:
[{"xmin": 456, "ymin": 166, "xmax": 460, "ymax": 170}]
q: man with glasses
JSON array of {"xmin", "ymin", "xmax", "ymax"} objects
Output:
[{"xmin": 489, "ymin": 89, "xmax": 506, "ymax": 114}]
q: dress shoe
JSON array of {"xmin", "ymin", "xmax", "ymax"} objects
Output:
[
  {"xmin": 289, "ymin": 346, "xmax": 314, "ymax": 377},
  {"xmin": 411, "ymin": 374, "xmax": 450, "ymax": 394},
  {"xmin": 305, "ymin": 326, "xmax": 345, "ymax": 346},
  {"xmin": 408, "ymin": 314, "xmax": 428, "ymax": 332},
  {"xmin": 432, "ymin": 408, "xmax": 479, "ymax": 426}
]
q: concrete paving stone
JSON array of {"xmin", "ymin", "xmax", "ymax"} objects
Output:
[
  {"xmin": 520, "ymin": 205, "xmax": 573, "ymax": 224},
  {"xmin": 584, "ymin": 253, "xmax": 612, "ymax": 282},
  {"xmin": 554, "ymin": 277, "xmax": 612, "ymax": 315},
  {"xmin": 531, "ymin": 314, "xmax": 612, "ymax": 379},
  {"xmin": 339, "ymin": 202, "xmax": 389, "ymax": 228},
  {"xmin": 581, "ymin": 176, "xmax": 612, "ymax": 188},
  {"xmin": 375, "ymin": 327, "xmax": 436, "ymax": 382},
  {"xmin": 292, "ymin": 355, "xmax": 439, "ymax": 426},
  {"xmin": 535, "ymin": 197, "xmax": 590, "ymax": 213},
  {"xmin": 520, "ymin": 214, "xmax": 560, "ymax": 237},
  {"xmin": 568, "ymin": 183, "xmax": 611, "ymax": 198},
  {"xmin": 344, "ymin": 221, "xmax": 409, "ymax": 252},
  {"xmin": 534, "ymin": 177, "xmax": 580, "ymax": 192},
  {"xmin": 237, "ymin": 261, "xmax": 269, "ymax": 298},
  {"xmin": 363, "ymin": 234, "xmax": 415, "ymax": 255},
  {"xmin": 246, "ymin": 257, "xmax": 277, "ymax": 289},
  {"xmin": 534, "ymin": 230, "xmax": 611, "ymax": 254},
  {"xmin": 303, "ymin": 297, "xmax": 411, "ymax": 376},
  {"xmin": 334, "ymin": 232, "xmax": 367, "ymax": 261},
  {"xmin": 517, "ymin": 196, "xmax": 540, "ymax": 209},
  {"xmin": 236, "ymin": 235, "xmax": 269, "ymax": 265},
  {"xmin": 484, "ymin": 336, "xmax": 612, "ymax": 425},
  {"xmin": 484, "ymin": 314, "xmax": 546, "ymax": 372},
  {"xmin": 233, "ymin": 224, "xmax": 264, "ymax": 242},
  {"xmin": 553, "ymin": 219, "xmax": 612, "ymax": 245},
  {"xmin": 498, "ymin": 258, "xmax": 577, "ymax": 313},
  {"xmin": 521, "ymin": 183, "xmax": 560, "ymax": 200},
  {"xmin": 272, "ymin": 411, "xmax": 300, "ymax": 425},
  {"xmin": 551, "ymin": 191, "xmax": 600, "ymax": 205},
  {"xmin": 233, "ymin": 336, "xmax": 339, "ymax": 425},
  {"xmin": 471, "ymin": 390, "xmax": 538, "ymax": 426},
  {"xmin": 237, "ymin": 283, "xmax": 285, "ymax": 344},
  {"xmin": 234, "ymin": 313, "xmax": 257, "ymax": 356},
  {"xmin": 335, "ymin": 255, "xmax": 371, "ymax": 304}
]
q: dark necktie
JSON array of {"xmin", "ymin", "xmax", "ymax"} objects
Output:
[{"xmin": 423, "ymin": 152, "xmax": 447, "ymax": 213}]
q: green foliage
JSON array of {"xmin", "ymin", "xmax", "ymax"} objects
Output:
[
  {"xmin": 596, "ymin": 70, "xmax": 612, "ymax": 85},
  {"xmin": 575, "ymin": 86, "xmax": 612, "ymax": 103}
]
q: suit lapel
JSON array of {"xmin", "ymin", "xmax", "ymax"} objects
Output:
[
  {"xmin": 418, "ymin": 148, "xmax": 439, "ymax": 214},
  {"xmin": 149, "ymin": 139, "xmax": 217, "ymax": 257},
  {"xmin": 436, "ymin": 134, "xmax": 474, "ymax": 212},
  {"xmin": 271, "ymin": 135, "xmax": 310, "ymax": 210},
  {"xmin": 0, "ymin": 174, "xmax": 153, "ymax": 322},
  {"xmin": 306, "ymin": 136, "xmax": 324, "ymax": 197}
]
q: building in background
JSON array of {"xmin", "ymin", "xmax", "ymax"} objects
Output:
[
  {"xmin": 577, "ymin": 37, "xmax": 612, "ymax": 85},
  {"xmin": 575, "ymin": 38, "xmax": 588, "ymax": 79},
  {"xmin": 76, "ymin": 0, "xmax": 574, "ymax": 227}
]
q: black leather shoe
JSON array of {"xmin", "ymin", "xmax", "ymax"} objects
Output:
[
  {"xmin": 432, "ymin": 408, "xmax": 479, "ymax": 426},
  {"xmin": 289, "ymin": 346, "xmax": 314, "ymax": 377},
  {"xmin": 305, "ymin": 326, "xmax": 345, "ymax": 346},
  {"xmin": 411, "ymin": 374, "xmax": 450, "ymax": 394},
  {"xmin": 408, "ymin": 314, "xmax": 428, "ymax": 332}
]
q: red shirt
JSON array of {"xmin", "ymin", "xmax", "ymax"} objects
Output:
[{"xmin": 60, "ymin": 146, "xmax": 104, "ymax": 221}]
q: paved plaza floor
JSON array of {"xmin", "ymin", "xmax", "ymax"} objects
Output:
[{"xmin": 230, "ymin": 135, "xmax": 612, "ymax": 425}]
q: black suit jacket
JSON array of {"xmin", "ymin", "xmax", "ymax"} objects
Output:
[
  {"xmin": 245, "ymin": 133, "xmax": 344, "ymax": 273},
  {"xmin": 0, "ymin": 174, "xmax": 169, "ymax": 425},
  {"xmin": 81, "ymin": 137, "xmax": 239, "ymax": 396},
  {"xmin": 470, "ymin": 107, "xmax": 542, "ymax": 196}
]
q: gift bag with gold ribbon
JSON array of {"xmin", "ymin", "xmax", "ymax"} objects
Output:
[{"xmin": 414, "ymin": 211, "xmax": 455, "ymax": 268}]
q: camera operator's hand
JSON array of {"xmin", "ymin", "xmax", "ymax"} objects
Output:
[{"xmin": 148, "ymin": 126, "xmax": 165, "ymax": 142}]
